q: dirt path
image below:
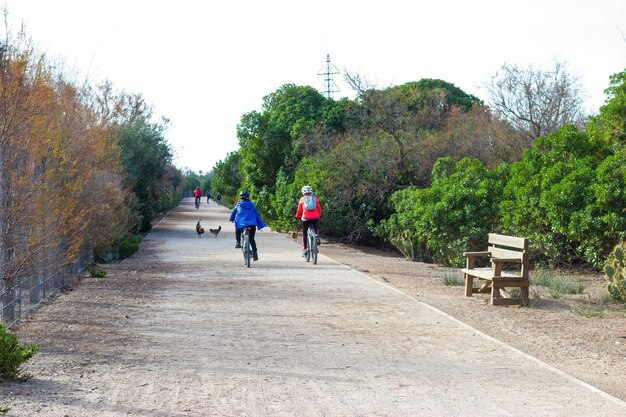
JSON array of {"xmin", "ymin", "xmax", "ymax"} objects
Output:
[{"xmin": 1, "ymin": 199, "xmax": 625, "ymax": 416}]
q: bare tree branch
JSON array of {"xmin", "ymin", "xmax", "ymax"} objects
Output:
[{"xmin": 484, "ymin": 61, "xmax": 587, "ymax": 142}]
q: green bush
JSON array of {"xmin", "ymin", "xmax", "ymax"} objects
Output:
[
  {"xmin": 87, "ymin": 264, "xmax": 107, "ymax": 278},
  {"xmin": 119, "ymin": 235, "xmax": 143, "ymax": 259},
  {"xmin": 0, "ymin": 323, "xmax": 39, "ymax": 380},
  {"xmin": 604, "ymin": 241, "xmax": 626, "ymax": 303},
  {"xmin": 95, "ymin": 235, "xmax": 143, "ymax": 261},
  {"xmin": 500, "ymin": 126, "xmax": 600, "ymax": 264},
  {"xmin": 500, "ymin": 124, "xmax": 626, "ymax": 267},
  {"xmin": 376, "ymin": 157, "xmax": 506, "ymax": 266},
  {"xmin": 270, "ymin": 169, "xmax": 304, "ymax": 233}
]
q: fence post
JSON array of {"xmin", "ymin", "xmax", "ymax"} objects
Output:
[{"xmin": 1, "ymin": 287, "xmax": 15, "ymax": 326}]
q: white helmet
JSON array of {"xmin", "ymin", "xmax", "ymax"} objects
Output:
[{"xmin": 301, "ymin": 185, "xmax": 313, "ymax": 195}]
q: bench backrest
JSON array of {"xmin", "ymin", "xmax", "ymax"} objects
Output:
[{"xmin": 487, "ymin": 233, "xmax": 529, "ymax": 277}]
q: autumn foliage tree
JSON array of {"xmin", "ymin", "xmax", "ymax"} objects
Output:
[
  {"xmin": 0, "ymin": 31, "xmax": 135, "ymax": 294},
  {"xmin": 0, "ymin": 23, "xmax": 180, "ymax": 319}
]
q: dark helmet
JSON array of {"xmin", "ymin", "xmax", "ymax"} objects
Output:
[{"xmin": 239, "ymin": 190, "xmax": 250, "ymax": 199}]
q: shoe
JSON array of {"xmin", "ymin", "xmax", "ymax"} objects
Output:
[
  {"xmin": 253, "ymin": 252, "xmax": 258, "ymax": 261},
  {"xmin": 235, "ymin": 242, "xmax": 241, "ymax": 249},
  {"xmin": 302, "ymin": 250, "xmax": 307, "ymax": 258}
]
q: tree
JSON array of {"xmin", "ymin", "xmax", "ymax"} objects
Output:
[
  {"xmin": 497, "ymin": 69, "xmax": 626, "ymax": 266},
  {"xmin": 211, "ymin": 151, "xmax": 243, "ymax": 206},
  {"xmin": 236, "ymin": 84, "xmax": 340, "ymax": 223},
  {"xmin": 91, "ymin": 80, "xmax": 149, "ymax": 128},
  {"xmin": 425, "ymin": 104, "xmax": 526, "ymax": 167},
  {"xmin": 343, "ymin": 80, "xmax": 483, "ymax": 187},
  {"xmin": 237, "ymin": 84, "xmax": 331, "ymax": 193},
  {"xmin": 0, "ymin": 19, "xmax": 182, "ymax": 325},
  {"xmin": 262, "ymin": 79, "xmax": 487, "ymax": 242},
  {"xmin": 89, "ymin": 81, "xmax": 181, "ymax": 235},
  {"xmin": 485, "ymin": 62, "xmax": 586, "ymax": 143},
  {"xmin": 499, "ymin": 125, "xmax": 617, "ymax": 266},
  {"xmin": 587, "ymin": 68, "xmax": 626, "ymax": 147},
  {"xmin": 117, "ymin": 117, "xmax": 174, "ymax": 232},
  {"xmin": 296, "ymin": 97, "xmax": 349, "ymax": 156},
  {"xmin": 0, "ymin": 25, "xmax": 144, "ymax": 301},
  {"xmin": 0, "ymin": 34, "xmax": 54, "ymax": 289}
]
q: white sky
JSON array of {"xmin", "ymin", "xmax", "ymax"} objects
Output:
[{"xmin": 3, "ymin": 0, "xmax": 625, "ymax": 173}]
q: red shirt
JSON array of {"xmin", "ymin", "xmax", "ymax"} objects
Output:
[
  {"xmin": 295, "ymin": 195, "xmax": 321, "ymax": 220},
  {"xmin": 193, "ymin": 189, "xmax": 202, "ymax": 198}
]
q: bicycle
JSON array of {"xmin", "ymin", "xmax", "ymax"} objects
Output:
[
  {"xmin": 304, "ymin": 226, "xmax": 319, "ymax": 265},
  {"xmin": 242, "ymin": 226, "xmax": 252, "ymax": 267}
]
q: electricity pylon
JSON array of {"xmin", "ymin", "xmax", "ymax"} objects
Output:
[{"xmin": 317, "ymin": 54, "xmax": 340, "ymax": 99}]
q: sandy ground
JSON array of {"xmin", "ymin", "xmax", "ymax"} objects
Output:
[
  {"xmin": 1, "ymin": 198, "xmax": 625, "ymax": 416},
  {"xmin": 319, "ymin": 244, "xmax": 626, "ymax": 403}
]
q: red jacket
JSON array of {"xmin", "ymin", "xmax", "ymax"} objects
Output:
[
  {"xmin": 193, "ymin": 188, "xmax": 202, "ymax": 198},
  {"xmin": 294, "ymin": 195, "xmax": 321, "ymax": 220}
]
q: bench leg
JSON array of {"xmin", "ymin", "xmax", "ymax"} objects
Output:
[
  {"xmin": 491, "ymin": 284, "xmax": 502, "ymax": 303},
  {"xmin": 521, "ymin": 286, "xmax": 529, "ymax": 305},
  {"xmin": 490, "ymin": 281, "xmax": 530, "ymax": 306},
  {"xmin": 464, "ymin": 273, "xmax": 474, "ymax": 297}
]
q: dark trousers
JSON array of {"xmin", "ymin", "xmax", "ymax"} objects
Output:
[
  {"xmin": 301, "ymin": 219, "xmax": 319, "ymax": 249},
  {"xmin": 236, "ymin": 226, "xmax": 257, "ymax": 253}
]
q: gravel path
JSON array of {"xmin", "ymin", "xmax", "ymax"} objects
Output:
[{"xmin": 1, "ymin": 198, "xmax": 624, "ymax": 416}]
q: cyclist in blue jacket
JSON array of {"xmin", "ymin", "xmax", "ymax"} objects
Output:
[{"xmin": 230, "ymin": 190, "xmax": 266, "ymax": 261}]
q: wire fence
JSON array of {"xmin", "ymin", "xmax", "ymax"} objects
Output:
[{"xmin": 0, "ymin": 249, "xmax": 92, "ymax": 328}]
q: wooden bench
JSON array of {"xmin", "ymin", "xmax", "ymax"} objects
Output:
[{"xmin": 462, "ymin": 233, "xmax": 530, "ymax": 306}]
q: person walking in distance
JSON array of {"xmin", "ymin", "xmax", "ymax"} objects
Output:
[
  {"xmin": 294, "ymin": 185, "xmax": 322, "ymax": 257},
  {"xmin": 230, "ymin": 190, "xmax": 266, "ymax": 261}
]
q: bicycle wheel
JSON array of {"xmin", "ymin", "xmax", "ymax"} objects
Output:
[
  {"xmin": 304, "ymin": 230, "xmax": 311, "ymax": 263},
  {"xmin": 310, "ymin": 230, "xmax": 318, "ymax": 265},
  {"xmin": 242, "ymin": 230, "xmax": 251, "ymax": 267}
]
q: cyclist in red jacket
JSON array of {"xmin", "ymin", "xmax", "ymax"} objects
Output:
[
  {"xmin": 294, "ymin": 185, "xmax": 322, "ymax": 257},
  {"xmin": 193, "ymin": 187, "xmax": 202, "ymax": 207}
]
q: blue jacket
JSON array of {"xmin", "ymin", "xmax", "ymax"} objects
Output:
[{"xmin": 230, "ymin": 200, "xmax": 266, "ymax": 230}]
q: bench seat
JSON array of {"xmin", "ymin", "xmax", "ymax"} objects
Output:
[{"xmin": 462, "ymin": 234, "xmax": 530, "ymax": 306}]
